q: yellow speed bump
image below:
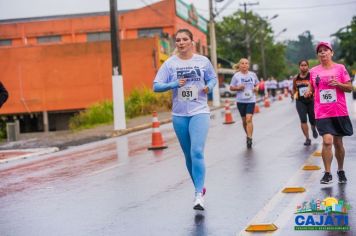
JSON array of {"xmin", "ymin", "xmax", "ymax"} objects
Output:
[
  {"xmin": 303, "ymin": 165, "xmax": 321, "ymax": 170},
  {"xmin": 312, "ymin": 150, "xmax": 322, "ymax": 157},
  {"xmin": 282, "ymin": 187, "xmax": 306, "ymax": 193},
  {"xmin": 245, "ymin": 223, "xmax": 278, "ymax": 232}
]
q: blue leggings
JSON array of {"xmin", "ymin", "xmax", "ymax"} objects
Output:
[{"xmin": 172, "ymin": 114, "xmax": 210, "ymax": 193}]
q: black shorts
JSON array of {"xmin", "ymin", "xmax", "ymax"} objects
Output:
[
  {"xmin": 237, "ymin": 102, "xmax": 255, "ymax": 117},
  {"xmin": 316, "ymin": 116, "xmax": 353, "ymax": 136},
  {"xmin": 296, "ymin": 100, "xmax": 315, "ymax": 125}
]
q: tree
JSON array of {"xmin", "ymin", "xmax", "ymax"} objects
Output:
[
  {"xmin": 285, "ymin": 30, "xmax": 315, "ymax": 64},
  {"xmin": 334, "ymin": 16, "xmax": 356, "ymax": 66},
  {"xmin": 215, "ymin": 11, "xmax": 287, "ymax": 79},
  {"xmin": 215, "ymin": 11, "xmax": 246, "ymax": 62}
]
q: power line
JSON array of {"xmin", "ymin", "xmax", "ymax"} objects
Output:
[
  {"xmin": 196, "ymin": 0, "xmax": 356, "ymax": 13},
  {"xmin": 255, "ymin": 1, "xmax": 356, "ymax": 11}
]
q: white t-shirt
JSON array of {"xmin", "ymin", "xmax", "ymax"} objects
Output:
[
  {"xmin": 154, "ymin": 54, "xmax": 217, "ymax": 116},
  {"xmin": 230, "ymin": 71, "xmax": 259, "ymax": 103}
]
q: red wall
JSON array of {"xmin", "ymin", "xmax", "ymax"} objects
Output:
[
  {"xmin": 0, "ymin": 0, "xmax": 208, "ymax": 115},
  {"xmin": 0, "ymin": 38, "xmax": 159, "ymax": 115}
]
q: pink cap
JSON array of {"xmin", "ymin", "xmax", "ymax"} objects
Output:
[{"xmin": 316, "ymin": 42, "xmax": 332, "ymax": 53}]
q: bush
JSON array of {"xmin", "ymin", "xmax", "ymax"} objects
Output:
[
  {"xmin": 125, "ymin": 88, "xmax": 172, "ymax": 118},
  {"xmin": 69, "ymin": 88, "xmax": 172, "ymax": 130},
  {"xmin": 0, "ymin": 119, "xmax": 6, "ymax": 140},
  {"xmin": 69, "ymin": 100, "xmax": 113, "ymax": 130}
]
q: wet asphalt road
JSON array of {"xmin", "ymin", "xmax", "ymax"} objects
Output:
[{"xmin": 1, "ymin": 95, "xmax": 356, "ymax": 236}]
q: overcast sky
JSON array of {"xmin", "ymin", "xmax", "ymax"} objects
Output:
[{"xmin": 0, "ymin": 0, "xmax": 355, "ymax": 43}]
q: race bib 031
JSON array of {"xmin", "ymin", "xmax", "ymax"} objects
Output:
[{"xmin": 178, "ymin": 86, "xmax": 198, "ymax": 102}]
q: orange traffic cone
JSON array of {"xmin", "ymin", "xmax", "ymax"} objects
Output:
[
  {"xmin": 148, "ymin": 111, "xmax": 168, "ymax": 150},
  {"xmin": 223, "ymin": 100, "xmax": 235, "ymax": 124},
  {"xmin": 254, "ymin": 104, "xmax": 260, "ymax": 113},
  {"xmin": 264, "ymin": 97, "xmax": 270, "ymax": 107}
]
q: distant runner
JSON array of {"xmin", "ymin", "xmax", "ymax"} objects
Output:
[
  {"xmin": 230, "ymin": 58, "xmax": 259, "ymax": 149},
  {"xmin": 293, "ymin": 60, "xmax": 318, "ymax": 146}
]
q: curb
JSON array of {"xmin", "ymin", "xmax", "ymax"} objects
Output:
[
  {"xmin": 111, "ymin": 118, "xmax": 172, "ymax": 137},
  {"xmin": 0, "ymin": 147, "xmax": 59, "ymax": 164}
]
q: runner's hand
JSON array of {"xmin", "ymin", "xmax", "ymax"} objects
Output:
[
  {"xmin": 178, "ymin": 79, "xmax": 186, "ymax": 87},
  {"xmin": 238, "ymin": 84, "xmax": 245, "ymax": 91},
  {"xmin": 203, "ymin": 86, "xmax": 209, "ymax": 94},
  {"xmin": 304, "ymin": 90, "xmax": 312, "ymax": 98},
  {"xmin": 328, "ymin": 78, "xmax": 339, "ymax": 87}
]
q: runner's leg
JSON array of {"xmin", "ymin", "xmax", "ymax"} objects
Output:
[
  {"xmin": 321, "ymin": 134, "xmax": 333, "ymax": 173},
  {"xmin": 246, "ymin": 114, "xmax": 253, "ymax": 139},
  {"xmin": 296, "ymin": 101, "xmax": 310, "ymax": 141},
  {"xmin": 189, "ymin": 113, "xmax": 210, "ymax": 193},
  {"xmin": 172, "ymin": 116, "xmax": 194, "ymax": 183},
  {"xmin": 333, "ymin": 136, "xmax": 345, "ymax": 171}
]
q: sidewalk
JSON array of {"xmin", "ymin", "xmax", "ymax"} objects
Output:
[{"xmin": 0, "ymin": 111, "xmax": 173, "ymax": 163}]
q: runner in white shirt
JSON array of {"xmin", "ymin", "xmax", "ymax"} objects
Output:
[
  {"xmin": 230, "ymin": 58, "xmax": 259, "ymax": 148},
  {"xmin": 153, "ymin": 29, "xmax": 217, "ymax": 210}
]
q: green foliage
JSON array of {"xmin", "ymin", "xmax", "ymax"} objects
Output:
[
  {"xmin": 125, "ymin": 88, "xmax": 172, "ymax": 118},
  {"xmin": 308, "ymin": 59, "xmax": 320, "ymax": 68},
  {"xmin": 69, "ymin": 100, "xmax": 113, "ymax": 130},
  {"xmin": 215, "ymin": 11, "xmax": 246, "ymax": 62},
  {"xmin": 0, "ymin": 119, "xmax": 6, "ymax": 139},
  {"xmin": 68, "ymin": 88, "xmax": 172, "ymax": 130},
  {"xmin": 334, "ymin": 16, "xmax": 356, "ymax": 66},
  {"xmin": 264, "ymin": 42, "xmax": 288, "ymax": 79},
  {"xmin": 215, "ymin": 11, "xmax": 287, "ymax": 79},
  {"xmin": 285, "ymin": 31, "xmax": 315, "ymax": 64}
]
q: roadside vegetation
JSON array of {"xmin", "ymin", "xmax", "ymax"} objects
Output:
[
  {"xmin": 69, "ymin": 88, "xmax": 172, "ymax": 130},
  {"xmin": 0, "ymin": 119, "xmax": 6, "ymax": 139}
]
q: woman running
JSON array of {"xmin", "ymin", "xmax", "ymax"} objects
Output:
[
  {"xmin": 230, "ymin": 58, "xmax": 259, "ymax": 148},
  {"xmin": 153, "ymin": 29, "xmax": 217, "ymax": 210},
  {"xmin": 305, "ymin": 42, "xmax": 353, "ymax": 184},
  {"xmin": 293, "ymin": 60, "xmax": 318, "ymax": 146}
]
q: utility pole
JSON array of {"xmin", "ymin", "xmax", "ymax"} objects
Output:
[
  {"xmin": 110, "ymin": 0, "xmax": 126, "ymax": 130},
  {"xmin": 260, "ymin": 33, "xmax": 267, "ymax": 80},
  {"xmin": 240, "ymin": 2, "xmax": 259, "ymax": 61},
  {"xmin": 259, "ymin": 15, "xmax": 282, "ymax": 81},
  {"xmin": 209, "ymin": 0, "xmax": 221, "ymax": 107}
]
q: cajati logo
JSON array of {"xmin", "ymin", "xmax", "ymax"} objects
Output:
[{"xmin": 294, "ymin": 197, "xmax": 351, "ymax": 231}]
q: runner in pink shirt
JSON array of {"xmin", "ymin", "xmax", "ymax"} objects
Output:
[
  {"xmin": 311, "ymin": 63, "xmax": 350, "ymax": 119},
  {"xmin": 305, "ymin": 42, "xmax": 353, "ymax": 184}
]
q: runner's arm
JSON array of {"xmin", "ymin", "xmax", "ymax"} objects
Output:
[
  {"xmin": 153, "ymin": 81, "xmax": 179, "ymax": 92},
  {"xmin": 304, "ymin": 83, "xmax": 314, "ymax": 98},
  {"xmin": 203, "ymin": 78, "xmax": 217, "ymax": 94},
  {"xmin": 153, "ymin": 63, "xmax": 180, "ymax": 92},
  {"xmin": 230, "ymin": 85, "xmax": 245, "ymax": 91},
  {"xmin": 329, "ymin": 79, "xmax": 352, "ymax": 93}
]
